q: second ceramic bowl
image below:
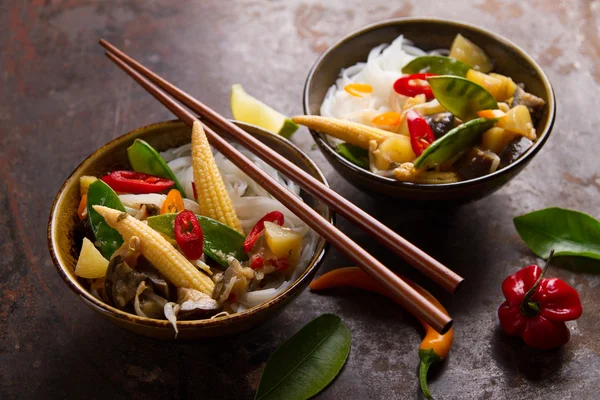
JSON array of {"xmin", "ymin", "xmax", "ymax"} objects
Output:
[{"xmin": 303, "ymin": 18, "xmax": 555, "ymax": 204}]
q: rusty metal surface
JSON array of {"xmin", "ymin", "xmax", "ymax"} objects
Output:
[{"xmin": 1, "ymin": 0, "xmax": 599, "ymax": 398}]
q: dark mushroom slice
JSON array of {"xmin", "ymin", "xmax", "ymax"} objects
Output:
[
  {"xmin": 134, "ymin": 281, "xmax": 168, "ymax": 319},
  {"xmin": 498, "ymin": 136, "xmax": 534, "ymax": 169},
  {"xmin": 176, "ymin": 288, "xmax": 221, "ymax": 320},
  {"xmin": 424, "ymin": 112, "xmax": 455, "ymax": 139},
  {"xmin": 136, "ymin": 257, "xmax": 175, "ymax": 300},
  {"xmin": 104, "ymin": 255, "xmax": 147, "ymax": 309},
  {"xmin": 212, "ymin": 258, "xmax": 254, "ymax": 304},
  {"xmin": 511, "ymin": 87, "xmax": 545, "ymax": 121},
  {"xmin": 455, "ymin": 147, "xmax": 501, "ymax": 180}
]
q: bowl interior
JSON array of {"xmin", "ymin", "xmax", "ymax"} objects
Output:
[
  {"xmin": 304, "ymin": 18, "xmax": 555, "ymax": 189},
  {"xmin": 48, "ymin": 120, "xmax": 331, "ymax": 336}
]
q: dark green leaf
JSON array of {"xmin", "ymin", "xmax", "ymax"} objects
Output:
[
  {"xmin": 127, "ymin": 139, "xmax": 186, "ymax": 195},
  {"xmin": 255, "ymin": 314, "xmax": 351, "ymax": 400},
  {"xmin": 86, "ymin": 180, "xmax": 126, "ymax": 258},
  {"xmin": 402, "ymin": 55, "xmax": 471, "ymax": 77},
  {"xmin": 336, "ymin": 143, "xmax": 369, "ymax": 169},
  {"xmin": 514, "ymin": 207, "xmax": 600, "ymax": 260},
  {"xmin": 147, "ymin": 213, "xmax": 247, "ymax": 267},
  {"xmin": 428, "ymin": 75, "xmax": 497, "ymax": 119},
  {"xmin": 414, "ymin": 118, "xmax": 497, "ymax": 169}
]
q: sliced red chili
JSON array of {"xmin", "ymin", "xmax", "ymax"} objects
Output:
[
  {"xmin": 174, "ymin": 210, "xmax": 204, "ymax": 260},
  {"xmin": 243, "ymin": 211, "xmax": 285, "ymax": 253},
  {"xmin": 393, "ymin": 73, "xmax": 437, "ymax": 100},
  {"xmin": 101, "ymin": 170, "xmax": 174, "ymax": 194},
  {"xmin": 407, "ymin": 110, "xmax": 436, "ymax": 157},
  {"xmin": 250, "ymin": 255, "xmax": 264, "ymax": 270}
]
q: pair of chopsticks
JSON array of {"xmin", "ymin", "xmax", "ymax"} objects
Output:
[{"xmin": 100, "ymin": 39, "xmax": 462, "ymax": 334}]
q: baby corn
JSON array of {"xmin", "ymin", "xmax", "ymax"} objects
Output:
[
  {"xmin": 191, "ymin": 121, "xmax": 243, "ymax": 233},
  {"xmin": 93, "ymin": 205, "xmax": 215, "ymax": 295},
  {"xmin": 292, "ymin": 115, "xmax": 392, "ymax": 149}
]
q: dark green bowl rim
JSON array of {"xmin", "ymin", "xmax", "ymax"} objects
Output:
[
  {"xmin": 47, "ymin": 119, "xmax": 332, "ymax": 331},
  {"xmin": 302, "ymin": 17, "xmax": 556, "ymax": 191}
]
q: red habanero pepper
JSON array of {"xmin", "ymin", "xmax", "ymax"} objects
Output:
[
  {"xmin": 407, "ymin": 110, "xmax": 436, "ymax": 156},
  {"xmin": 243, "ymin": 211, "xmax": 284, "ymax": 253},
  {"xmin": 393, "ymin": 73, "xmax": 437, "ymax": 99},
  {"xmin": 102, "ymin": 171, "xmax": 174, "ymax": 194},
  {"xmin": 174, "ymin": 210, "xmax": 204, "ymax": 260},
  {"xmin": 498, "ymin": 252, "xmax": 582, "ymax": 350}
]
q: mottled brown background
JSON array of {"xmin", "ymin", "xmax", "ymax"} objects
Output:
[{"xmin": 1, "ymin": 0, "xmax": 599, "ymax": 399}]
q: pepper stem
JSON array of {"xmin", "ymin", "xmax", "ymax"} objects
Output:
[
  {"xmin": 520, "ymin": 250, "xmax": 554, "ymax": 316},
  {"xmin": 419, "ymin": 359, "xmax": 434, "ymax": 400}
]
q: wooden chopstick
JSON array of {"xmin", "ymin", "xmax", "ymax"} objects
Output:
[
  {"xmin": 102, "ymin": 49, "xmax": 453, "ymax": 334},
  {"xmin": 99, "ymin": 39, "xmax": 464, "ymax": 295}
]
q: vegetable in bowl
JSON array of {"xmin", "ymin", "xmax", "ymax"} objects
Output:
[
  {"xmin": 297, "ymin": 33, "xmax": 546, "ymax": 184},
  {"xmin": 72, "ymin": 121, "xmax": 318, "ymax": 335}
]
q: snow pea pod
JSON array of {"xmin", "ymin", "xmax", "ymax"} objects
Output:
[
  {"xmin": 127, "ymin": 139, "xmax": 185, "ymax": 195},
  {"xmin": 147, "ymin": 213, "xmax": 247, "ymax": 268},
  {"xmin": 86, "ymin": 180, "xmax": 126, "ymax": 258},
  {"xmin": 336, "ymin": 143, "xmax": 369, "ymax": 169},
  {"xmin": 428, "ymin": 75, "xmax": 497, "ymax": 120},
  {"xmin": 402, "ymin": 55, "xmax": 471, "ymax": 77},
  {"xmin": 414, "ymin": 118, "xmax": 498, "ymax": 169}
]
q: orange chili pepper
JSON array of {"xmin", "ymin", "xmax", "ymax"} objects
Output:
[
  {"xmin": 77, "ymin": 194, "xmax": 88, "ymax": 221},
  {"xmin": 372, "ymin": 111, "xmax": 402, "ymax": 126},
  {"xmin": 344, "ymin": 83, "xmax": 373, "ymax": 97},
  {"xmin": 160, "ymin": 189, "xmax": 185, "ymax": 214},
  {"xmin": 310, "ymin": 267, "xmax": 453, "ymax": 400},
  {"xmin": 476, "ymin": 109, "xmax": 506, "ymax": 119}
]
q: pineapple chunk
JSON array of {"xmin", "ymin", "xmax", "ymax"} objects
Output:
[
  {"xmin": 75, "ymin": 237, "xmax": 109, "ymax": 279},
  {"xmin": 449, "ymin": 34, "xmax": 493, "ymax": 73},
  {"xmin": 481, "ymin": 127, "xmax": 518, "ymax": 154},
  {"xmin": 372, "ymin": 135, "xmax": 417, "ymax": 170},
  {"xmin": 466, "ymin": 69, "xmax": 504, "ymax": 100},
  {"xmin": 79, "ymin": 175, "xmax": 98, "ymax": 197},
  {"xmin": 264, "ymin": 221, "xmax": 303, "ymax": 267},
  {"xmin": 489, "ymin": 73, "xmax": 518, "ymax": 100},
  {"xmin": 497, "ymin": 105, "xmax": 536, "ymax": 140}
]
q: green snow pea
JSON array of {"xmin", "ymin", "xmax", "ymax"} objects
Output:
[
  {"xmin": 402, "ymin": 55, "xmax": 471, "ymax": 77},
  {"xmin": 86, "ymin": 180, "xmax": 126, "ymax": 259},
  {"xmin": 127, "ymin": 139, "xmax": 185, "ymax": 195},
  {"xmin": 427, "ymin": 75, "xmax": 497, "ymax": 120}
]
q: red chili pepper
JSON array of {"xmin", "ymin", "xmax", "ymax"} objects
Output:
[
  {"xmin": 243, "ymin": 211, "xmax": 284, "ymax": 253},
  {"xmin": 498, "ymin": 257, "xmax": 582, "ymax": 350},
  {"xmin": 251, "ymin": 256, "xmax": 264, "ymax": 270},
  {"xmin": 101, "ymin": 171, "xmax": 174, "ymax": 194},
  {"xmin": 192, "ymin": 182, "xmax": 197, "ymax": 200},
  {"xmin": 249, "ymin": 255, "xmax": 289, "ymax": 271},
  {"xmin": 174, "ymin": 210, "xmax": 204, "ymax": 260},
  {"xmin": 407, "ymin": 110, "xmax": 436, "ymax": 156},
  {"xmin": 393, "ymin": 73, "xmax": 437, "ymax": 99}
]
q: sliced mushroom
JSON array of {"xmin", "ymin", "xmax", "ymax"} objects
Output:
[
  {"xmin": 424, "ymin": 112, "xmax": 455, "ymax": 139},
  {"xmin": 133, "ymin": 281, "xmax": 168, "ymax": 319},
  {"xmin": 176, "ymin": 288, "xmax": 221, "ymax": 320},
  {"xmin": 212, "ymin": 258, "xmax": 254, "ymax": 304},
  {"xmin": 456, "ymin": 147, "xmax": 501, "ymax": 180},
  {"xmin": 499, "ymin": 136, "xmax": 534, "ymax": 169},
  {"xmin": 104, "ymin": 256, "xmax": 146, "ymax": 309}
]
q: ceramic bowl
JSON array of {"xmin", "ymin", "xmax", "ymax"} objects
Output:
[
  {"xmin": 303, "ymin": 18, "xmax": 555, "ymax": 204},
  {"xmin": 48, "ymin": 120, "xmax": 332, "ymax": 339}
]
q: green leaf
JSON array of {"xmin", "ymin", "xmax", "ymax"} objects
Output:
[
  {"xmin": 86, "ymin": 180, "xmax": 126, "ymax": 259},
  {"xmin": 255, "ymin": 314, "xmax": 351, "ymax": 400},
  {"xmin": 428, "ymin": 75, "xmax": 497, "ymax": 120},
  {"xmin": 147, "ymin": 213, "xmax": 247, "ymax": 268},
  {"xmin": 127, "ymin": 139, "xmax": 186, "ymax": 195},
  {"xmin": 514, "ymin": 207, "xmax": 600, "ymax": 260},
  {"xmin": 336, "ymin": 143, "xmax": 369, "ymax": 169},
  {"xmin": 414, "ymin": 117, "xmax": 497, "ymax": 169},
  {"xmin": 402, "ymin": 55, "xmax": 471, "ymax": 77}
]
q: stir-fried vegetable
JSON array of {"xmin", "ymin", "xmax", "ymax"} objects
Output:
[
  {"xmin": 147, "ymin": 213, "xmax": 247, "ymax": 268},
  {"xmin": 402, "ymin": 55, "xmax": 471, "ymax": 77},
  {"xmin": 160, "ymin": 189, "xmax": 185, "ymax": 214},
  {"xmin": 428, "ymin": 75, "xmax": 498, "ymax": 120},
  {"xmin": 102, "ymin": 170, "xmax": 174, "ymax": 194},
  {"xmin": 336, "ymin": 143, "xmax": 370, "ymax": 168},
  {"xmin": 449, "ymin": 34, "xmax": 493, "ymax": 73},
  {"xmin": 93, "ymin": 205, "xmax": 215, "ymax": 295},
  {"xmin": 74, "ymin": 237, "xmax": 109, "ymax": 279},
  {"xmin": 393, "ymin": 73, "xmax": 437, "ymax": 99},
  {"xmin": 191, "ymin": 121, "xmax": 243, "ymax": 233},
  {"xmin": 292, "ymin": 116, "xmax": 392, "ymax": 149},
  {"xmin": 407, "ymin": 110, "xmax": 436, "ymax": 156},
  {"xmin": 174, "ymin": 210, "xmax": 204, "ymax": 260},
  {"xmin": 414, "ymin": 117, "xmax": 498, "ymax": 169},
  {"xmin": 127, "ymin": 139, "xmax": 185, "ymax": 195},
  {"xmin": 86, "ymin": 180, "xmax": 126, "ymax": 259},
  {"xmin": 264, "ymin": 221, "xmax": 303, "ymax": 268}
]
